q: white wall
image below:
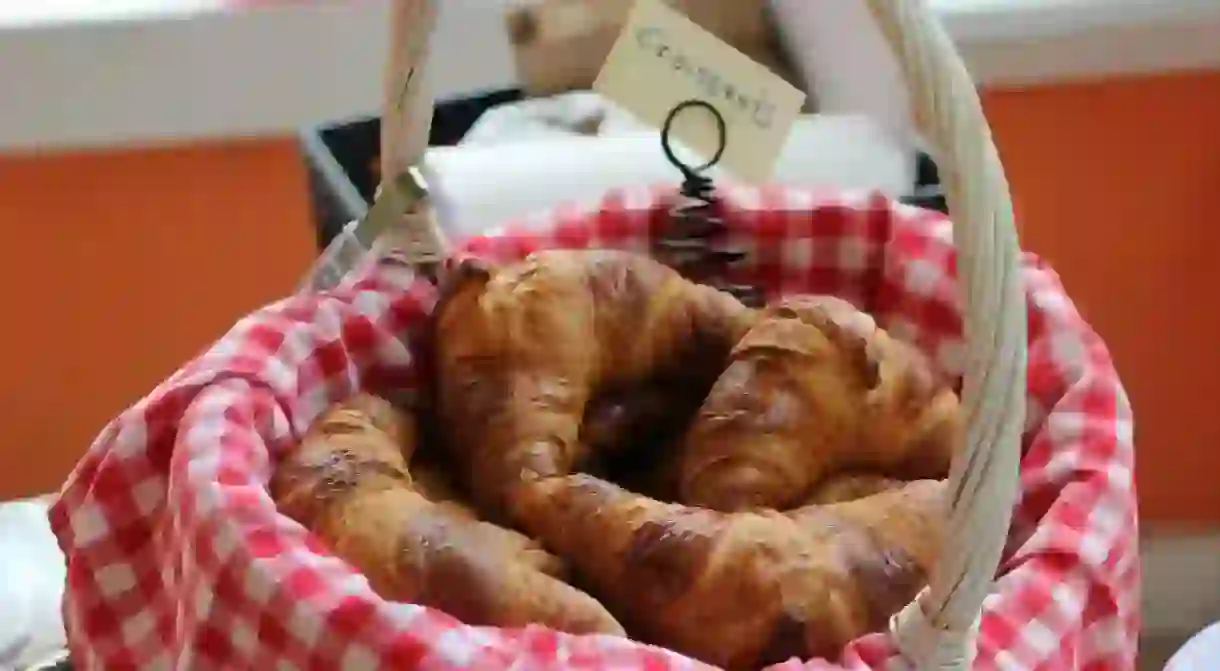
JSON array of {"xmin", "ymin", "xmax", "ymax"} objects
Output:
[{"xmin": 1, "ymin": 0, "xmax": 1217, "ymax": 150}]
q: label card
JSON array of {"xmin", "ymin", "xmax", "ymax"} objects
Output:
[{"xmin": 594, "ymin": 0, "xmax": 806, "ymax": 183}]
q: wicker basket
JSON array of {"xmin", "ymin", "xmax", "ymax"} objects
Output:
[
  {"xmin": 49, "ymin": 1, "xmax": 1138, "ymax": 669},
  {"xmin": 315, "ymin": 2, "xmax": 1031, "ymax": 662}
]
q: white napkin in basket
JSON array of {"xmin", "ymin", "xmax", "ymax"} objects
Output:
[{"xmin": 423, "ymin": 112, "xmax": 914, "ymax": 241}]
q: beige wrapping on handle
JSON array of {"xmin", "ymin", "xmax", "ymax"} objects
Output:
[
  {"xmin": 380, "ymin": 0, "xmax": 437, "ymax": 184},
  {"xmin": 372, "ymin": 0, "xmax": 445, "ymax": 272},
  {"xmin": 863, "ymin": 1, "xmax": 1027, "ymax": 669},
  {"xmin": 296, "ymin": 0, "xmax": 443, "ymax": 293}
]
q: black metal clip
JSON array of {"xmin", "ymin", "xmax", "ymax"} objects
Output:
[{"xmin": 654, "ymin": 99, "xmax": 762, "ymax": 306}]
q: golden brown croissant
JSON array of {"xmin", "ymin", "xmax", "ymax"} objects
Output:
[
  {"xmin": 804, "ymin": 473, "xmax": 908, "ymax": 505},
  {"xmin": 271, "ymin": 393, "xmax": 624, "ymax": 636},
  {"xmin": 675, "ymin": 294, "xmax": 961, "ymax": 511},
  {"xmin": 408, "ymin": 459, "xmax": 567, "ymax": 577},
  {"xmin": 433, "ymin": 250, "xmax": 757, "ymax": 519},
  {"xmin": 519, "ymin": 474, "xmax": 946, "ymax": 670}
]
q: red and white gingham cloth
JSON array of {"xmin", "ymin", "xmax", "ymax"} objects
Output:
[{"xmin": 49, "ymin": 187, "xmax": 1139, "ymax": 670}]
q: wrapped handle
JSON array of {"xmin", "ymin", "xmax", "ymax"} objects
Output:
[
  {"xmin": 380, "ymin": 0, "xmax": 438, "ymax": 184},
  {"xmin": 299, "ymin": 0, "xmax": 444, "ymax": 293},
  {"xmin": 374, "ymin": 0, "xmax": 446, "ymax": 274},
  {"xmin": 862, "ymin": 1, "xmax": 1027, "ymax": 668}
]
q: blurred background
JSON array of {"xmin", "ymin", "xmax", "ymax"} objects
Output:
[{"xmin": 0, "ymin": 0, "xmax": 1218, "ymax": 668}]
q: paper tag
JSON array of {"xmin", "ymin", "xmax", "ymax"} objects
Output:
[{"xmin": 594, "ymin": 0, "xmax": 805, "ymax": 183}]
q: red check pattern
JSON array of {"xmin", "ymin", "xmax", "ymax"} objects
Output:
[{"xmin": 49, "ymin": 186, "xmax": 1139, "ymax": 670}]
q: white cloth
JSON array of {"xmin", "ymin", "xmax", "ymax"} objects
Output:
[
  {"xmin": 424, "ymin": 92, "xmax": 915, "ymax": 241},
  {"xmin": 0, "ymin": 497, "xmax": 67, "ymax": 670}
]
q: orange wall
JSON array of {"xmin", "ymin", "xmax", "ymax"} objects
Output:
[
  {"xmin": 982, "ymin": 70, "xmax": 1220, "ymax": 524},
  {"xmin": 1, "ymin": 70, "xmax": 1217, "ymax": 524},
  {"xmin": 0, "ymin": 139, "xmax": 314, "ymax": 499}
]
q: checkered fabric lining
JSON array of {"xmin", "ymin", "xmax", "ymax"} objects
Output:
[{"xmin": 49, "ymin": 186, "xmax": 1139, "ymax": 670}]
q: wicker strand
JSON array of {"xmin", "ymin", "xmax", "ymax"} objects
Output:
[{"xmin": 862, "ymin": 1, "xmax": 1028, "ymax": 668}]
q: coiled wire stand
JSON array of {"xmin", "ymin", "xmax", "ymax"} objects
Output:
[{"xmin": 652, "ymin": 99, "xmax": 763, "ymax": 307}]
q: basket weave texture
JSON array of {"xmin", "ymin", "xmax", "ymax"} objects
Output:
[{"xmin": 49, "ymin": 187, "xmax": 1138, "ymax": 670}]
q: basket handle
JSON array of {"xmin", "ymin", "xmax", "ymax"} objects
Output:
[
  {"xmin": 380, "ymin": 1, "xmax": 1028, "ymax": 668},
  {"xmin": 377, "ymin": 0, "xmax": 447, "ymax": 270},
  {"xmin": 862, "ymin": 1, "xmax": 1027, "ymax": 668}
]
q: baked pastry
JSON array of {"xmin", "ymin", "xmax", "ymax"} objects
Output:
[
  {"xmin": 520, "ymin": 473, "xmax": 946, "ymax": 670},
  {"xmin": 675, "ymin": 295, "xmax": 961, "ymax": 511},
  {"xmin": 803, "ymin": 473, "xmax": 908, "ymax": 505},
  {"xmin": 433, "ymin": 250, "xmax": 756, "ymax": 520},
  {"xmin": 271, "ymin": 394, "xmax": 623, "ymax": 635}
]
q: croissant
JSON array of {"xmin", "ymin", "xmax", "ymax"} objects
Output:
[
  {"xmin": 433, "ymin": 250, "xmax": 757, "ymax": 520},
  {"xmin": 675, "ymin": 294, "xmax": 961, "ymax": 511},
  {"xmin": 804, "ymin": 473, "xmax": 908, "ymax": 505},
  {"xmin": 408, "ymin": 458, "xmax": 567, "ymax": 578},
  {"xmin": 520, "ymin": 474, "xmax": 946, "ymax": 670},
  {"xmin": 271, "ymin": 393, "xmax": 623, "ymax": 636}
]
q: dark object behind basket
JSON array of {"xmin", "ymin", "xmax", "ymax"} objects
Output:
[
  {"xmin": 299, "ymin": 87, "xmax": 947, "ymax": 253},
  {"xmin": 300, "ymin": 87, "xmax": 524, "ymax": 250}
]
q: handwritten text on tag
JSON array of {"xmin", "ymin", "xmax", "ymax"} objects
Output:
[{"xmin": 594, "ymin": 0, "xmax": 806, "ymax": 183}]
